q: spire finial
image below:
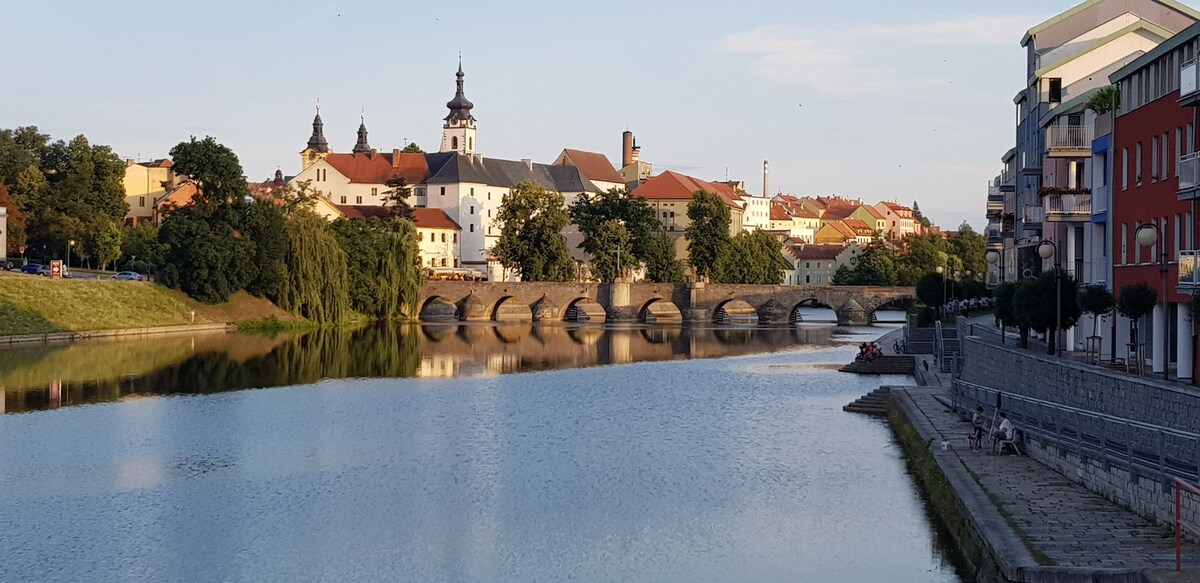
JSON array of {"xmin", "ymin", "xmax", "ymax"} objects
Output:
[{"xmin": 316, "ymin": 97, "xmax": 320, "ymax": 115}]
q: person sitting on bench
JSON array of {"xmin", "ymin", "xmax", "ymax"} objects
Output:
[{"xmin": 992, "ymin": 412, "xmax": 1018, "ymax": 454}]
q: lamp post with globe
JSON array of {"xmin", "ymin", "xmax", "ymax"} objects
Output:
[
  {"xmin": 1135, "ymin": 223, "xmax": 1170, "ymax": 381},
  {"xmin": 1038, "ymin": 240, "xmax": 1061, "ymax": 357}
]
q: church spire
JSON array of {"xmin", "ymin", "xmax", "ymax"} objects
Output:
[
  {"xmin": 352, "ymin": 111, "xmax": 371, "ymax": 154},
  {"xmin": 444, "ymin": 59, "xmax": 475, "ymax": 123},
  {"xmin": 306, "ymin": 101, "xmax": 329, "ymax": 153}
]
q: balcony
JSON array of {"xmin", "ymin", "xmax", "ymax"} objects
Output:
[
  {"xmin": 986, "ymin": 196, "xmax": 1003, "ymax": 218},
  {"xmin": 1181, "ymin": 250, "xmax": 1199, "ymax": 292},
  {"xmin": 1045, "ymin": 125, "xmax": 1093, "ymax": 157},
  {"xmin": 1180, "ymin": 152, "xmax": 1200, "ymax": 200},
  {"xmin": 1022, "ymin": 206, "xmax": 1044, "ymax": 228},
  {"xmin": 1181, "ymin": 59, "xmax": 1200, "ymax": 107},
  {"xmin": 1043, "ymin": 193, "xmax": 1091, "ymax": 222},
  {"xmin": 986, "ymin": 224, "xmax": 1003, "ymax": 249}
]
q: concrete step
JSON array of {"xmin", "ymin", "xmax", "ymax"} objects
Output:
[{"xmin": 843, "ymin": 387, "xmax": 892, "ymax": 416}]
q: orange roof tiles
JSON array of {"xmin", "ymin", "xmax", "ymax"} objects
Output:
[
  {"xmin": 334, "ymin": 204, "xmax": 390, "ymax": 220},
  {"xmin": 411, "ymin": 207, "xmax": 461, "ymax": 230},
  {"xmin": 788, "ymin": 244, "xmax": 845, "ymax": 260},
  {"xmin": 324, "ymin": 152, "xmax": 430, "ymax": 185},
  {"xmin": 770, "ymin": 202, "xmax": 792, "ymax": 221},
  {"xmin": 842, "ymin": 219, "xmax": 876, "ymax": 235},
  {"xmin": 631, "ymin": 170, "xmax": 743, "ymax": 207},
  {"xmin": 559, "ymin": 149, "xmax": 624, "ymax": 184}
]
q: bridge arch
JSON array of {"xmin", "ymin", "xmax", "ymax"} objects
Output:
[
  {"xmin": 638, "ymin": 298, "xmax": 683, "ymax": 324},
  {"xmin": 491, "ymin": 296, "xmax": 533, "ymax": 322},
  {"xmin": 789, "ymin": 298, "xmax": 837, "ymax": 324},
  {"xmin": 713, "ymin": 299, "xmax": 758, "ymax": 325},
  {"xmin": 564, "ymin": 297, "xmax": 607, "ymax": 322},
  {"xmin": 419, "ymin": 296, "xmax": 459, "ymax": 321}
]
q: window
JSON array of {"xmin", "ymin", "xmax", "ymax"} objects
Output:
[
  {"xmin": 488, "ymin": 192, "xmax": 491, "ymax": 200},
  {"xmin": 1191, "ymin": 123, "xmax": 1197, "ymax": 155},
  {"xmin": 470, "ymin": 224, "xmax": 475, "ymax": 233},
  {"xmin": 1164, "ymin": 132, "xmax": 1172, "ymax": 177},
  {"xmin": 440, "ymin": 187, "xmax": 446, "ymax": 196},
  {"xmin": 1121, "ymin": 223, "xmax": 1128, "ymax": 264},
  {"xmin": 806, "ymin": 262, "xmax": 811, "ymax": 269},
  {"xmin": 805, "ymin": 275, "xmax": 811, "ymax": 284},
  {"xmin": 1136, "ymin": 143, "xmax": 1143, "ymax": 183},
  {"xmin": 441, "ymin": 233, "xmax": 446, "ymax": 242},
  {"xmin": 470, "ymin": 206, "xmax": 475, "ymax": 214},
  {"xmin": 356, "ymin": 196, "xmax": 362, "ymax": 204},
  {"xmin": 340, "ymin": 196, "xmax": 347, "ymax": 204},
  {"xmin": 139, "ymin": 196, "xmax": 145, "ymax": 207},
  {"xmin": 1048, "ymin": 78, "xmax": 1062, "ymax": 103},
  {"xmin": 1122, "ymin": 148, "xmax": 1129, "ymax": 190},
  {"xmin": 1152, "ymin": 136, "xmax": 1159, "ymax": 179},
  {"xmin": 455, "ymin": 258, "xmax": 460, "ymax": 267},
  {"xmin": 371, "ymin": 187, "xmax": 378, "ymax": 196},
  {"xmin": 469, "ymin": 137, "xmax": 473, "ymax": 150},
  {"xmin": 487, "ymin": 209, "xmax": 491, "ymax": 218},
  {"xmin": 470, "ymin": 188, "xmax": 474, "ymax": 196},
  {"xmin": 451, "ymin": 136, "xmax": 459, "ymax": 150},
  {"xmin": 453, "ymin": 234, "xmax": 458, "ymax": 243},
  {"xmin": 1176, "ymin": 214, "xmax": 1182, "ymax": 257},
  {"xmin": 430, "ymin": 233, "xmax": 435, "ymax": 242},
  {"xmin": 441, "ymin": 258, "xmax": 447, "ymax": 267},
  {"xmin": 488, "ymin": 226, "xmax": 493, "ymax": 235}
]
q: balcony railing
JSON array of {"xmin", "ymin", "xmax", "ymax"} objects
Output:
[
  {"xmin": 1045, "ymin": 125, "xmax": 1094, "ymax": 153},
  {"xmin": 1181, "ymin": 250, "xmax": 1199, "ymax": 288},
  {"xmin": 1022, "ymin": 206, "xmax": 1045, "ymax": 225},
  {"xmin": 1043, "ymin": 193, "xmax": 1091, "ymax": 220},
  {"xmin": 1180, "ymin": 153, "xmax": 1200, "ymax": 193}
]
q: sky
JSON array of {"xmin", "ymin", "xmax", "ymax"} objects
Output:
[{"xmin": 1, "ymin": 0, "xmax": 1093, "ymax": 231}]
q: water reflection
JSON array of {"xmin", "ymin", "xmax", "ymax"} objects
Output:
[{"xmin": 0, "ymin": 323, "xmax": 857, "ymax": 414}]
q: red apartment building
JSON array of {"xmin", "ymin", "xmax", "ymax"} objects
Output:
[{"xmin": 1111, "ymin": 21, "xmax": 1200, "ymax": 379}]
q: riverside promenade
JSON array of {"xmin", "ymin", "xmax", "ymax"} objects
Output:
[{"xmin": 888, "ymin": 322, "xmax": 1200, "ymax": 582}]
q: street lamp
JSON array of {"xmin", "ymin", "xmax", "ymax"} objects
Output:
[
  {"xmin": 1038, "ymin": 239, "xmax": 1061, "ymax": 357},
  {"xmin": 67, "ymin": 239, "xmax": 75, "ymax": 275},
  {"xmin": 936, "ymin": 265, "xmax": 946, "ymax": 320},
  {"xmin": 987, "ymin": 249, "xmax": 1004, "ymax": 285},
  {"xmin": 1136, "ymin": 223, "xmax": 1170, "ymax": 381}
]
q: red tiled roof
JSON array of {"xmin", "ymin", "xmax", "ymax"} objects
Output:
[
  {"xmin": 843, "ymin": 219, "xmax": 876, "ymax": 234},
  {"xmin": 559, "ymin": 149, "xmax": 624, "ymax": 184},
  {"xmin": 632, "ymin": 170, "xmax": 742, "ymax": 207},
  {"xmin": 324, "ymin": 152, "xmax": 430, "ymax": 185},
  {"xmin": 821, "ymin": 206, "xmax": 858, "ymax": 220},
  {"xmin": 860, "ymin": 205, "xmax": 886, "ymax": 220},
  {"xmin": 411, "ymin": 207, "xmax": 461, "ymax": 230},
  {"xmin": 823, "ymin": 221, "xmax": 857, "ymax": 239},
  {"xmin": 770, "ymin": 202, "xmax": 791, "ymax": 221},
  {"xmin": 334, "ymin": 204, "xmax": 390, "ymax": 220},
  {"xmin": 881, "ymin": 201, "xmax": 912, "ymax": 212}
]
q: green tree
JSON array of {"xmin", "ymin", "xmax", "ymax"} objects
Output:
[
  {"xmin": 122, "ymin": 221, "xmax": 166, "ymax": 272},
  {"xmin": 685, "ymin": 191, "xmax": 731, "ymax": 280},
  {"xmin": 715, "ymin": 230, "xmax": 784, "ymax": 284},
  {"xmin": 86, "ymin": 218, "xmax": 122, "ymax": 271},
  {"xmin": 915, "ymin": 272, "xmax": 948, "ymax": 311},
  {"xmin": 158, "ymin": 201, "xmax": 256, "ymax": 303},
  {"xmin": 11, "ymin": 165, "xmax": 49, "ymax": 214},
  {"xmin": 641, "ymin": 229, "xmax": 685, "ymax": 283},
  {"xmin": 277, "ymin": 211, "xmax": 352, "ymax": 324},
  {"xmin": 992, "ymin": 282, "xmax": 1027, "ymax": 347},
  {"xmin": 169, "ymin": 136, "xmax": 250, "ymax": 203},
  {"xmin": 586, "ymin": 219, "xmax": 635, "ymax": 282},
  {"xmin": 331, "ymin": 216, "xmax": 425, "ymax": 319},
  {"xmin": 243, "ymin": 198, "xmax": 287, "ymax": 298},
  {"xmin": 401, "ymin": 142, "xmax": 424, "ymax": 154},
  {"xmin": 0, "ymin": 126, "xmax": 48, "ymax": 189},
  {"xmin": 912, "ymin": 201, "xmax": 933, "ymax": 228},
  {"xmin": 1085, "ymin": 85, "xmax": 1120, "ymax": 115},
  {"xmin": 569, "ymin": 188, "xmax": 668, "ymax": 279},
  {"xmin": 1078, "ymin": 285, "xmax": 1115, "ymax": 339},
  {"xmin": 1013, "ymin": 270, "xmax": 1081, "ymax": 354},
  {"xmin": 834, "ymin": 240, "xmax": 897, "ymax": 285},
  {"xmin": 492, "ymin": 181, "xmax": 576, "ymax": 281},
  {"xmin": 1117, "ymin": 282, "xmax": 1158, "ymax": 345},
  {"xmin": 948, "ymin": 223, "xmax": 987, "ymax": 282},
  {"xmin": 383, "ymin": 176, "xmax": 414, "ymax": 220}
]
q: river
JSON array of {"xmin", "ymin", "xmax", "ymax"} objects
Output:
[{"xmin": 0, "ymin": 317, "xmax": 963, "ymax": 582}]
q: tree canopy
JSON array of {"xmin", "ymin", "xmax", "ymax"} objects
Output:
[
  {"xmin": 714, "ymin": 230, "xmax": 784, "ymax": 284},
  {"xmin": 492, "ymin": 181, "xmax": 576, "ymax": 281},
  {"xmin": 685, "ymin": 191, "xmax": 731, "ymax": 280},
  {"xmin": 568, "ymin": 188, "xmax": 683, "ymax": 282}
]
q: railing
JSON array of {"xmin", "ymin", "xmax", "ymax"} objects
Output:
[
  {"xmin": 1046, "ymin": 125, "xmax": 1094, "ymax": 151},
  {"xmin": 1091, "ymin": 186, "xmax": 1108, "ymax": 214},
  {"xmin": 1044, "ymin": 193, "xmax": 1091, "ymax": 218},
  {"xmin": 1182, "ymin": 59, "xmax": 1198, "ymax": 98},
  {"xmin": 1176, "ymin": 478, "xmax": 1200, "ymax": 571},
  {"xmin": 1181, "ymin": 250, "xmax": 1200, "ymax": 288},
  {"xmin": 1001, "ymin": 167, "xmax": 1015, "ymax": 186},
  {"xmin": 954, "ymin": 380, "xmax": 1200, "ymax": 486},
  {"xmin": 1022, "ymin": 206, "xmax": 1045, "ymax": 225},
  {"xmin": 1180, "ymin": 152, "xmax": 1200, "ymax": 192}
]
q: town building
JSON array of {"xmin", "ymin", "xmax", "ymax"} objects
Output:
[
  {"xmin": 629, "ymin": 170, "xmax": 746, "ymax": 235},
  {"xmin": 552, "ymin": 149, "xmax": 625, "ymax": 193},
  {"xmin": 813, "ymin": 221, "xmax": 859, "ymax": 245},
  {"xmin": 122, "ymin": 159, "xmax": 179, "ymax": 225},
  {"xmin": 1110, "ymin": 20, "xmax": 1200, "ymax": 379},
  {"xmin": 874, "ymin": 201, "xmax": 917, "ymax": 240},
  {"xmin": 783, "ymin": 242, "xmax": 860, "ymax": 286}
]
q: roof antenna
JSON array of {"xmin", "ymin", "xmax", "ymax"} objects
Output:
[
  {"xmin": 725, "ymin": 166, "xmax": 729, "ymax": 181},
  {"xmin": 316, "ymin": 97, "xmax": 320, "ymax": 114}
]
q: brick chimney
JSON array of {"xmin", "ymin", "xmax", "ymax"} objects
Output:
[
  {"xmin": 622, "ymin": 131, "xmax": 634, "ymax": 167},
  {"xmin": 392, "ymin": 149, "xmax": 401, "ymax": 168},
  {"xmin": 763, "ymin": 160, "xmax": 769, "ymax": 198}
]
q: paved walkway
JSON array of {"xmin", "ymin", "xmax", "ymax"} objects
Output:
[{"xmin": 894, "ymin": 325, "xmax": 1200, "ymax": 579}]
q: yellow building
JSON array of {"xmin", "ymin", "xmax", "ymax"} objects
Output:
[{"xmin": 122, "ymin": 159, "xmax": 179, "ymax": 225}]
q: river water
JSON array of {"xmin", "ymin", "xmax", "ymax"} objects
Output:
[{"xmin": 0, "ymin": 317, "xmax": 962, "ymax": 582}]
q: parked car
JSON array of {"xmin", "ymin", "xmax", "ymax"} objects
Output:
[
  {"xmin": 21, "ymin": 263, "xmax": 41, "ymax": 274},
  {"xmin": 36, "ymin": 265, "xmax": 51, "ymax": 276},
  {"xmin": 111, "ymin": 271, "xmax": 144, "ymax": 281}
]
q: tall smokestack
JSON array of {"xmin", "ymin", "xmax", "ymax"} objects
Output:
[
  {"xmin": 763, "ymin": 160, "xmax": 769, "ymax": 198},
  {"xmin": 622, "ymin": 131, "xmax": 634, "ymax": 167}
]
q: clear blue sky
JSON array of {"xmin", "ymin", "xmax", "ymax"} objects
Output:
[{"xmin": 2, "ymin": 1, "xmax": 1094, "ymax": 230}]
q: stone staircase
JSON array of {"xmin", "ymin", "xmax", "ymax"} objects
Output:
[
  {"xmin": 907, "ymin": 327, "xmax": 935, "ymax": 354},
  {"xmin": 939, "ymin": 327, "xmax": 961, "ymax": 373},
  {"xmin": 840, "ymin": 355, "xmax": 915, "ymax": 375},
  {"xmin": 843, "ymin": 386, "xmax": 891, "ymax": 416}
]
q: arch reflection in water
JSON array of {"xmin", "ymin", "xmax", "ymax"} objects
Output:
[{"xmin": 1, "ymin": 321, "xmax": 853, "ymax": 414}]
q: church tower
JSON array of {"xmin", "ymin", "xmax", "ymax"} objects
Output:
[
  {"xmin": 440, "ymin": 61, "xmax": 476, "ymax": 155},
  {"xmin": 300, "ymin": 103, "xmax": 331, "ymax": 170},
  {"xmin": 352, "ymin": 114, "xmax": 372, "ymax": 154}
]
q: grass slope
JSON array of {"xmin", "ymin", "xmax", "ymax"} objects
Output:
[{"xmin": 0, "ymin": 273, "xmax": 294, "ymax": 336}]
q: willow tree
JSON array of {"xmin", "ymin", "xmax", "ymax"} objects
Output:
[
  {"xmin": 330, "ymin": 216, "xmax": 424, "ymax": 319},
  {"xmin": 278, "ymin": 211, "xmax": 351, "ymax": 324}
]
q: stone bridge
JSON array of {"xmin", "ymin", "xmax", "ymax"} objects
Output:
[{"xmin": 418, "ymin": 281, "xmax": 915, "ymax": 325}]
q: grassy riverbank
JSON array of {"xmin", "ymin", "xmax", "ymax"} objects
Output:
[{"xmin": 0, "ymin": 273, "xmax": 295, "ymax": 336}]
